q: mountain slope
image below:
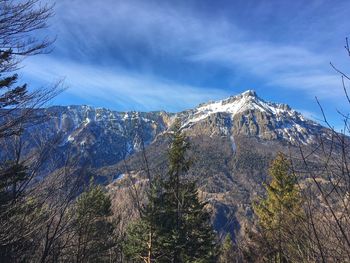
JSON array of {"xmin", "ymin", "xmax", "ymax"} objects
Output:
[
  {"xmin": 179, "ymin": 90, "xmax": 323, "ymax": 145},
  {"xmin": 3, "ymin": 90, "xmax": 324, "ymax": 169},
  {"xmin": 96, "ymin": 90, "xmax": 330, "ymax": 238},
  {"xmin": 1, "ymin": 90, "xmax": 331, "ymax": 238}
]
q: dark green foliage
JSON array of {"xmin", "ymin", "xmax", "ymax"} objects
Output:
[
  {"xmin": 0, "ymin": 162, "xmax": 27, "ymax": 261},
  {"xmin": 0, "ymin": 161, "xmax": 27, "ymax": 206},
  {"xmin": 123, "ymin": 179, "xmax": 164, "ymax": 262},
  {"xmin": 158, "ymin": 180, "xmax": 218, "ymax": 263},
  {"xmin": 124, "ymin": 120, "xmax": 218, "ymax": 263},
  {"xmin": 252, "ymin": 152, "xmax": 306, "ymax": 262},
  {"xmin": 72, "ymin": 182, "xmax": 116, "ymax": 263},
  {"xmin": 0, "ymin": 72, "xmax": 27, "ymax": 109},
  {"xmin": 124, "ymin": 219, "xmax": 153, "ymax": 261},
  {"xmin": 0, "ymin": 161, "xmax": 44, "ymax": 262}
]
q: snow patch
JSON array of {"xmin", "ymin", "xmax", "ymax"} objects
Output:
[
  {"xmin": 84, "ymin": 117, "xmax": 91, "ymax": 126},
  {"xmin": 183, "ymin": 90, "xmax": 289, "ymax": 127},
  {"xmin": 230, "ymin": 135, "xmax": 236, "ymax": 152},
  {"xmin": 113, "ymin": 173, "xmax": 125, "ymax": 182}
]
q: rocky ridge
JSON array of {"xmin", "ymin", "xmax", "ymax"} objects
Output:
[{"xmin": 1, "ymin": 90, "xmax": 331, "ymax": 237}]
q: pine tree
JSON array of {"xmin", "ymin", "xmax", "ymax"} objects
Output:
[
  {"xmin": 124, "ymin": 180, "xmax": 164, "ymax": 263},
  {"xmin": 253, "ymin": 152, "xmax": 305, "ymax": 263},
  {"xmin": 158, "ymin": 120, "xmax": 218, "ymax": 262},
  {"xmin": 0, "ymin": 161, "xmax": 28, "ymax": 206},
  {"xmin": 0, "ymin": 0, "xmax": 55, "ymax": 138},
  {"xmin": 0, "ymin": 161, "xmax": 30, "ymax": 261},
  {"xmin": 124, "ymin": 120, "xmax": 218, "ymax": 263},
  {"xmin": 72, "ymin": 181, "xmax": 116, "ymax": 263},
  {"xmin": 0, "ymin": 2, "xmax": 57, "ymax": 260}
]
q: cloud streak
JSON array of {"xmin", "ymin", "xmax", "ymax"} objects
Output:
[
  {"xmin": 22, "ymin": 56, "xmax": 228, "ymax": 111},
  {"xmin": 24, "ymin": 0, "xmax": 350, "ymax": 112},
  {"xmin": 188, "ymin": 42, "xmax": 341, "ymax": 98}
]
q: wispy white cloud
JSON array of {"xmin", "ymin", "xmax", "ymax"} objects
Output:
[
  {"xmin": 22, "ymin": 56, "xmax": 228, "ymax": 111},
  {"xmin": 51, "ymin": 0, "xmax": 242, "ymax": 58},
  {"xmin": 24, "ymin": 0, "xmax": 350, "ymax": 111},
  {"xmin": 187, "ymin": 41, "xmax": 343, "ymax": 99}
]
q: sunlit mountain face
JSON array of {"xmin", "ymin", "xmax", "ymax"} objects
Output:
[{"xmin": 1, "ymin": 90, "xmax": 335, "ymax": 237}]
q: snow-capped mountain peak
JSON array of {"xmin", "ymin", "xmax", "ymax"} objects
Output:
[
  {"xmin": 179, "ymin": 90, "xmax": 323, "ymax": 145},
  {"xmin": 183, "ymin": 90, "xmax": 296, "ymax": 125}
]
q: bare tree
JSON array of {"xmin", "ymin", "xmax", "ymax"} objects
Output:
[
  {"xmin": 0, "ymin": 1, "xmax": 70, "ymax": 261},
  {"xmin": 281, "ymin": 38, "xmax": 350, "ymax": 262},
  {"xmin": 238, "ymin": 39, "xmax": 350, "ymax": 262},
  {"xmin": 0, "ymin": 0, "xmax": 60, "ymax": 139}
]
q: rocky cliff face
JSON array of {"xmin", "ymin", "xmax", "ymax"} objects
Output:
[
  {"xmin": 179, "ymin": 90, "xmax": 324, "ymax": 144},
  {"xmin": 94, "ymin": 90, "xmax": 329, "ymax": 239},
  {"xmin": 4, "ymin": 90, "xmax": 325, "ymax": 169},
  {"xmin": 1, "ymin": 90, "xmax": 332, "ymax": 237},
  {"xmin": 0, "ymin": 105, "xmax": 172, "ymax": 169}
]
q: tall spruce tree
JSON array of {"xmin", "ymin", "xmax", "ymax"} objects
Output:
[
  {"xmin": 124, "ymin": 179, "xmax": 164, "ymax": 263},
  {"xmin": 124, "ymin": 120, "xmax": 218, "ymax": 263},
  {"xmin": 71, "ymin": 182, "xmax": 116, "ymax": 263},
  {"xmin": 253, "ymin": 152, "xmax": 305, "ymax": 263}
]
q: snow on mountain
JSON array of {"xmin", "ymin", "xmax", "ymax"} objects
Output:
[
  {"xmin": 1, "ymin": 90, "xmax": 328, "ymax": 169},
  {"xmin": 183, "ymin": 90, "xmax": 298, "ymax": 125},
  {"xmin": 179, "ymin": 90, "xmax": 323, "ymax": 145},
  {"xmin": 49, "ymin": 90, "xmax": 326, "ymax": 148}
]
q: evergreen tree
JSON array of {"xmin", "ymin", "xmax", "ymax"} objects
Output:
[
  {"xmin": 72, "ymin": 182, "xmax": 115, "ymax": 263},
  {"xmin": 0, "ymin": 0, "xmax": 55, "ymax": 138},
  {"xmin": 0, "ymin": 161, "xmax": 30, "ymax": 261},
  {"xmin": 0, "ymin": 1, "xmax": 57, "ymax": 260},
  {"xmin": 124, "ymin": 120, "xmax": 218, "ymax": 263},
  {"xmin": 253, "ymin": 152, "xmax": 305, "ymax": 263},
  {"xmin": 0, "ymin": 161, "xmax": 27, "ymax": 207},
  {"xmin": 159, "ymin": 180, "xmax": 217, "ymax": 263},
  {"xmin": 124, "ymin": 180, "xmax": 164, "ymax": 263}
]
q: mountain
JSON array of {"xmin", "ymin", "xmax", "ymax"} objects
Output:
[
  {"xmin": 0, "ymin": 90, "xmax": 331, "ymax": 238},
  {"xmin": 97, "ymin": 90, "xmax": 330, "ymax": 239},
  {"xmin": 1, "ymin": 105, "xmax": 172, "ymax": 180},
  {"xmin": 179, "ymin": 90, "xmax": 323, "ymax": 144}
]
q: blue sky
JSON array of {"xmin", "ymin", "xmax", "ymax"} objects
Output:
[{"xmin": 21, "ymin": 0, "xmax": 350, "ymax": 129}]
